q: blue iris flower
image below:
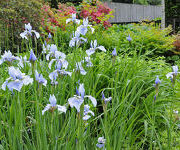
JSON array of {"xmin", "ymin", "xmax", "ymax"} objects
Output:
[
  {"xmin": 75, "ymin": 62, "xmax": 87, "ymax": 75},
  {"xmin": 77, "ymin": 17, "xmax": 94, "ymax": 36},
  {"xmin": 2, "ymin": 66, "xmax": 33, "ymax": 92},
  {"xmin": 68, "ymin": 83, "xmax": 97, "ymax": 112},
  {"xmin": 0, "ymin": 50, "xmax": 20, "ymax": 65},
  {"xmin": 69, "ymin": 30, "xmax": 87, "ymax": 47},
  {"xmin": 49, "ymin": 70, "xmax": 58, "ymax": 85},
  {"xmin": 166, "ymin": 65, "xmax": 179, "ymax": 79},
  {"xmin": 102, "ymin": 91, "xmax": 112, "ymax": 104},
  {"xmin": 96, "ymin": 137, "xmax": 106, "ymax": 149},
  {"xmin": 126, "ymin": 35, "xmax": 132, "ymax": 42},
  {"xmin": 35, "ymin": 70, "xmax": 47, "ymax": 86},
  {"xmin": 46, "ymin": 44, "xmax": 66, "ymax": 61},
  {"xmin": 48, "ymin": 33, "xmax": 52, "ymax": 39},
  {"xmin": 20, "ymin": 23, "xmax": 40, "ymax": 40},
  {"xmin": 86, "ymin": 40, "xmax": 106, "ymax": 56},
  {"xmin": 29, "ymin": 49, "xmax": 37, "ymax": 62},
  {"xmin": 155, "ymin": 75, "xmax": 161, "ymax": 85},
  {"xmin": 66, "ymin": 13, "xmax": 80, "ymax": 25},
  {"xmin": 112, "ymin": 48, "xmax": 117, "ymax": 56},
  {"xmin": 42, "ymin": 94, "xmax": 67, "ymax": 115},
  {"xmin": 83, "ymin": 104, "xmax": 94, "ymax": 121}
]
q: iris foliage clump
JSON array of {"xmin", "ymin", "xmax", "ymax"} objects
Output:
[{"xmin": 0, "ymin": 13, "xmax": 179, "ymax": 150}]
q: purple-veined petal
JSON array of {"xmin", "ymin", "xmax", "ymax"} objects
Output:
[
  {"xmin": 49, "ymin": 70, "xmax": 58, "ymax": 83},
  {"xmin": 57, "ymin": 105, "xmax": 67, "ymax": 113},
  {"xmin": 83, "ymin": 115, "xmax": 91, "ymax": 121},
  {"xmin": 42, "ymin": 104, "xmax": 51, "ymax": 115},
  {"xmin": 49, "ymin": 94, "xmax": 57, "ymax": 107},
  {"xmin": 173, "ymin": 66, "xmax": 178, "ymax": 75},
  {"xmin": 98, "ymin": 137, "xmax": 106, "ymax": 144},
  {"xmin": 86, "ymin": 49, "xmax": 95, "ymax": 56},
  {"xmin": 112, "ymin": 48, "xmax": 117, "ymax": 56},
  {"xmin": 48, "ymin": 59, "xmax": 56, "ymax": 69},
  {"xmin": 94, "ymin": 40, "xmax": 97, "ymax": 48},
  {"xmin": 97, "ymin": 46, "xmax": 106, "ymax": 52},
  {"xmin": 79, "ymin": 84, "xmax": 85, "ymax": 98},
  {"xmin": 25, "ymin": 23, "xmax": 32, "ymax": 31},
  {"xmin": 32, "ymin": 30, "xmax": 40, "ymax": 39},
  {"xmin": 77, "ymin": 26, "xmax": 88, "ymax": 36},
  {"xmin": 20, "ymin": 31, "xmax": 28, "ymax": 40},
  {"xmin": 69, "ymin": 38, "xmax": 76, "ymax": 47},
  {"xmin": 96, "ymin": 143, "xmax": 105, "ymax": 148},
  {"xmin": 2, "ymin": 80, "xmax": 9, "ymax": 91},
  {"xmin": 166, "ymin": 72, "xmax": 173, "ymax": 79},
  {"xmin": 68, "ymin": 96, "xmax": 84, "ymax": 112},
  {"xmin": 66, "ymin": 18, "xmax": 72, "ymax": 24},
  {"xmin": 7, "ymin": 80, "xmax": 24, "ymax": 92},
  {"xmin": 22, "ymin": 76, "xmax": 33, "ymax": 85},
  {"xmin": 29, "ymin": 49, "xmax": 37, "ymax": 62},
  {"xmin": 55, "ymin": 51, "xmax": 66, "ymax": 59},
  {"xmin": 84, "ymin": 95, "xmax": 97, "ymax": 107},
  {"xmin": 50, "ymin": 44, "xmax": 58, "ymax": 53}
]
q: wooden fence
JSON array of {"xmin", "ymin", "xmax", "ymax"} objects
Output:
[{"xmin": 106, "ymin": 2, "xmax": 163, "ymax": 23}]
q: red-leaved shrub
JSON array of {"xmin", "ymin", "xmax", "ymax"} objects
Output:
[
  {"xmin": 79, "ymin": 1, "xmax": 114, "ymax": 29},
  {"xmin": 41, "ymin": 3, "xmax": 77, "ymax": 33},
  {"xmin": 40, "ymin": 1, "xmax": 114, "ymax": 33}
]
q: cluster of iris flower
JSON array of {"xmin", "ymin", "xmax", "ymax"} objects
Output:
[{"xmin": 1, "ymin": 13, "xmax": 179, "ymax": 149}]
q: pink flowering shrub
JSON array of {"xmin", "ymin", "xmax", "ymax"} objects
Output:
[
  {"xmin": 41, "ymin": 3, "xmax": 77, "ymax": 33},
  {"xmin": 79, "ymin": 1, "xmax": 114, "ymax": 29},
  {"xmin": 41, "ymin": 1, "xmax": 114, "ymax": 33}
]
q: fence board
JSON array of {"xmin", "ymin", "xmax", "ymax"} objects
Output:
[{"xmin": 106, "ymin": 2, "xmax": 162, "ymax": 23}]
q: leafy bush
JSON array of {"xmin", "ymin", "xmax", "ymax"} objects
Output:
[
  {"xmin": 84, "ymin": 23, "xmax": 175, "ymax": 57},
  {"xmin": 0, "ymin": 0, "xmax": 43, "ymax": 51}
]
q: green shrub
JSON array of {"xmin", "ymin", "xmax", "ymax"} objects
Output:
[
  {"xmin": 84, "ymin": 22, "xmax": 175, "ymax": 58},
  {"xmin": 0, "ymin": 0, "xmax": 43, "ymax": 52}
]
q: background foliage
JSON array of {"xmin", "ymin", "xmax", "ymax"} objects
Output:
[{"xmin": 0, "ymin": 0, "xmax": 43, "ymax": 52}]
